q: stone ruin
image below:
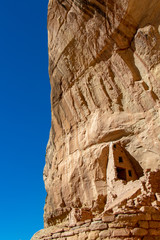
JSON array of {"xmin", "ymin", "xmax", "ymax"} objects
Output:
[
  {"xmin": 32, "ymin": 142, "xmax": 160, "ymax": 240},
  {"xmin": 32, "ymin": 168, "xmax": 160, "ymax": 240}
]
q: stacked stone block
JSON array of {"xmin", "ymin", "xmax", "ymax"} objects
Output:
[
  {"xmin": 38, "ymin": 208, "xmax": 160, "ymax": 239},
  {"xmin": 33, "ymin": 170, "xmax": 160, "ymax": 240}
]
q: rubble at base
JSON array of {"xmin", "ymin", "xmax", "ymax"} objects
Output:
[{"xmin": 31, "ymin": 169, "xmax": 160, "ymax": 240}]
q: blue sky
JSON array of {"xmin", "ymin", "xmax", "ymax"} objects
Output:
[{"xmin": 0, "ymin": 1, "xmax": 51, "ymax": 239}]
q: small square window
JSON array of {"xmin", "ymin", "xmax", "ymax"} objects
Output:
[
  {"xmin": 119, "ymin": 156, "xmax": 123, "ymax": 163},
  {"xmin": 113, "ymin": 144, "xmax": 116, "ymax": 148},
  {"xmin": 128, "ymin": 170, "xmax": 132, "ymax": 177}
]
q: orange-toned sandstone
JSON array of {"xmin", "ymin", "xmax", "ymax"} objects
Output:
[{"xmin": 32, "ymin": 0, "xmax": 160, "ymax": 239}]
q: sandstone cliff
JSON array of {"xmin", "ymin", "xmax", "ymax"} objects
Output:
[{"xmin": 32, "ymin": 0, "xmax": 160, "ymax": 239}]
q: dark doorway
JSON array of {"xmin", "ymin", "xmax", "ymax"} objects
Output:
[{"xmin": 117, "ymin": 167, "xmax": 126, "ymax": 180}]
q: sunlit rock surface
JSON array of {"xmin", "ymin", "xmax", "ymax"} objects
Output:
[
  {"xmin": 42, "ymin": 0, "xmax": 160, "ymax": 228},
  {"xmin": 31, "ymin": 0, "xmax": 160, "ymax": 239}
]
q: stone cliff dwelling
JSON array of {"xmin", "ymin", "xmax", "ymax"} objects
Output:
[
  {"xmin": 107, "ymin": 142, "xmax": 138, "ymax": 183},
  {"xmin": 106, "ymin": 143, "xmax": 140, "ymax": 207}
]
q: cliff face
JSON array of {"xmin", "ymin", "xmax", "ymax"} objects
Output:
[
  {"xmin": 30, "ymin": 0, "xmax": 160, "ymax": 239},
  {"xmin": 43, "ymin": 0, "xmax": 160, "ymax": 228},
  {"xmin": 41, "ymin": 0, "xmax": 160, "ymax": 228}
]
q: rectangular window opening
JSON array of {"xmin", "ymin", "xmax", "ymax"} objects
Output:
[
  {"xmin": 116, "ymin": 167, "xmax": 126, "ymax": 181},
  {"xmin": 128, "ymin": 170, "xmax": 132, "ymax": 177},
  {"xmin": 119, "ymin": 156, "xmax": 123, "ymax": 163}
]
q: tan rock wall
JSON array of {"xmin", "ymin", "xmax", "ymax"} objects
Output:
[{"xmin": 43, "ymin": 0, "xmax": 160, "ymax": 228}]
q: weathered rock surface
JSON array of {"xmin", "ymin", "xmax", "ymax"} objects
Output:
[
  {"xmin": 41, "ymin": 0, "xmax": 160, "ymax": 229},
  {"xmin": 32, "ymin": 0, "xmax": 160, "ymax": 239}
]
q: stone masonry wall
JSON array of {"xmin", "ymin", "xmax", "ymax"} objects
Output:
[
  {"xmin": 33, "ymin": 207, "xmax": 160, "ymax": 240},
  {"xmin": 32, "ymin": 170, "xmax": 160, "ymax": 240},
  {"xmin": 35, "ymin": 211, "xmax": 160, "ymax": 240}
]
